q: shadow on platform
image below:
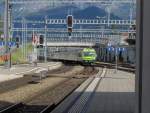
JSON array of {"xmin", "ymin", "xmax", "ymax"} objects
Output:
[
  {"xmin": 51, "ymin": 91, "xmax": 135, "ymax": 113},
  {"xmin": 82, "ymin": 92, "xmax": 135, "ymax": 113}
]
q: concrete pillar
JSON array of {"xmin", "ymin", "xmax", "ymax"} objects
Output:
[{"xmin": 136, "ymin": 0, "xmax": 150, "ymax": 113}]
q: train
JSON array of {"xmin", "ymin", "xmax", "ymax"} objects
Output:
[
  {"xmin": 38, "ymin": 46, "xmax": 136, "ymax": 67},
  {"xmin": 80, "ymin": 48, "xmax": 97, "ymax": 64},
  {"xmin": 38, "ymin": 47, "xmax": 97, "ymax": 64}
]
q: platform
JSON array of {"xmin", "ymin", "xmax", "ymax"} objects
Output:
[
  {"xmin": 85, "ymin": 69, "xmax": 135, "ymax": 113},
  {"xmin": 51, "ymin": 68, "xmax": 135, "ymax": 113}
]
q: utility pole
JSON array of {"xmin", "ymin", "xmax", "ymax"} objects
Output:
[
  {"xmin": 129, "ymin": 0, "xmax": 134, "ymax": 27},
  {"xmin": 32, "ymin": 23, "xmax": 38, "ymax": 66},
  {"xmin": 22, "ymin": 18, "xmax": 25, "ymax": 60},
  {"xmin": 4, "ymin": 0, "xmax": 11, "ymax": 68},
  {"xmin": 115, "ymin": 46, "xmax": 118, "ymax": 73},
  {"xmin": 23, "ymin": 18, "xmax": 27, "ymax": 61},
  {"xmin": 106, "ymin": 7, "xmax": 111, "ymax": 27},
  {"xmin": 25, "ymin": 20, "xmax": 27, "ymax": 60},
  {"xmin": 80, "ymin": 26, "xmax": 82, "ymax": 43},
  {"xmin": 8, "ymin": 2, "xmax": 12, "ymax": 68},
  {"xmin": 44, "ymin": 16, "xmax": 47, "ymax": 63}
]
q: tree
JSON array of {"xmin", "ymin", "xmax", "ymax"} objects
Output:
[{"xmin": 0, "ymin": 15, "xmax": 3, "ymax": 35}]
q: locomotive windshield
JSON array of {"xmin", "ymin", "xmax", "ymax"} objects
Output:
[{"xmin": 83, "ymin": 52, "xmax": 96, "ymax": 57}]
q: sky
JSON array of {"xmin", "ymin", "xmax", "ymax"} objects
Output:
[{"xmin": 0, "ymin": 0, "xmax": 136, "ymax": 19}]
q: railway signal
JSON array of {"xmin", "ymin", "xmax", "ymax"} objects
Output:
[
  {"xmin": 129, "ymin": 25, "xmax": 136, "ymax": 38},
  {"xmin": 125, "ymin": 25, "xmax": 136, "ymax": 45},
  {"xmin": 16, "ymin": 36, "xmax": 19, "ymax": 48},
  {"xmin": 38, "ymin": 35, "xmax": 44, "ymax": 48},
  {"xmin": 67, "ymin": 15, "xmax": 73, "ymax": 28},
  {"xmin": 39, "ymin": 35, "xmax": 44, "ymax": 45},
  {"xmin": 67, "ymin": 15, "xmax": 73, "ymax": 37},
  {"xmin": 68, "ymin": 28, "xmax": 72, "ymax": 37}
]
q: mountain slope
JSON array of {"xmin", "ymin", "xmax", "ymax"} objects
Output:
[{"xmin": 24, "ymin": 6, "xmax": 121, "ymax": 20}]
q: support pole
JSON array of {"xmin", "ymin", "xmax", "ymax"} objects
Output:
[
  {"xmin": 115, "ymin": 46, "xmax": 118, "ymax": 73},
  {"xmin": 21, "ymin": 18, "xmax": 24, "ymax": 60},
  {"xmin": 44, "ymin": 17, "xmax": 47, "ymax": 63},
  {"xmin": 136, "ymin": 0, "xmax": 150, "ymax": 113},
  {"xmin": 4, "ymin": 0, "xmax": 11, "ymax": 68}
]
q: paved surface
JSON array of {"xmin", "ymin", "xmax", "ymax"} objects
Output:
[
  {"xmin": 85, "ymin": 69, "xmax": 135, "ymax": 113},
  {"xmin": 51, "ymin": 68, "xmax": 135, "ymax": 113},
  {"xmin": 0, "ymin": 62, "xmax": 62, "ymax": 82}
]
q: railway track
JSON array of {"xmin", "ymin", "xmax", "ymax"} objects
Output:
[
  {"xmin": 94, "ymin": 62, "xmax": 135, "ymax": 73},
  {"xmin": 51, "ymin": 68, "xmax": 106, "ymax": 113},
  {"xmin": 0, "ymin": 64, "xmax": 133, "ymax": 113},
  {"xmin": 47, "ymin": 65, "xmax": 73, "ymax": 74},
  {"xmin": 0, "ymin": 79, "xmax": 80, "ymax": 113},
  {"xmin": 0, "ymin": 65, "xmax": 73, "ymax": 94},
  {"xmin": 0, "ymin": 66, "xmax": 98, "ymax": 113},
  {"xmin": 65, "ymin": 68, "xmax": 106, "ymax": 113},
  {"xmin": 0, "ymin": 103, "xmax": 55, "ymax": 113}
]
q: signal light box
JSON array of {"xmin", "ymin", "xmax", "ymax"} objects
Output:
[
  {"xmin": 67, "ymin": 15, "xmax": 73, "ymax": 37},
  {"xmin": 67, "ymin": 15, "xmax": 73, "ymax": 28},
  {"xmin": 68, "ymin": 28, "xmax": 72, "ymax": 33}
]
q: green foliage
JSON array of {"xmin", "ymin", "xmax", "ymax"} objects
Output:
[
  {"xmin": 0, "ymin": 15, "xmax": 3, "ymax": 35},
  {"xmin": 0, "ymin": 43, "xmax": 33, "ymax": 65},
  {"xmin": 11, "ymin": 43, "xmax": 33, "ymax": 64}
]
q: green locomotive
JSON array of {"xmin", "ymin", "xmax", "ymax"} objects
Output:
[{"xmin": 81, "ymin": 48, "xmax": 97, "ymax": 64}]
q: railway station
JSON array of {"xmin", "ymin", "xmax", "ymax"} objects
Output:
[{"xmin": 0, "ymin": 0, "xmax": 149, "ymax": 113}]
